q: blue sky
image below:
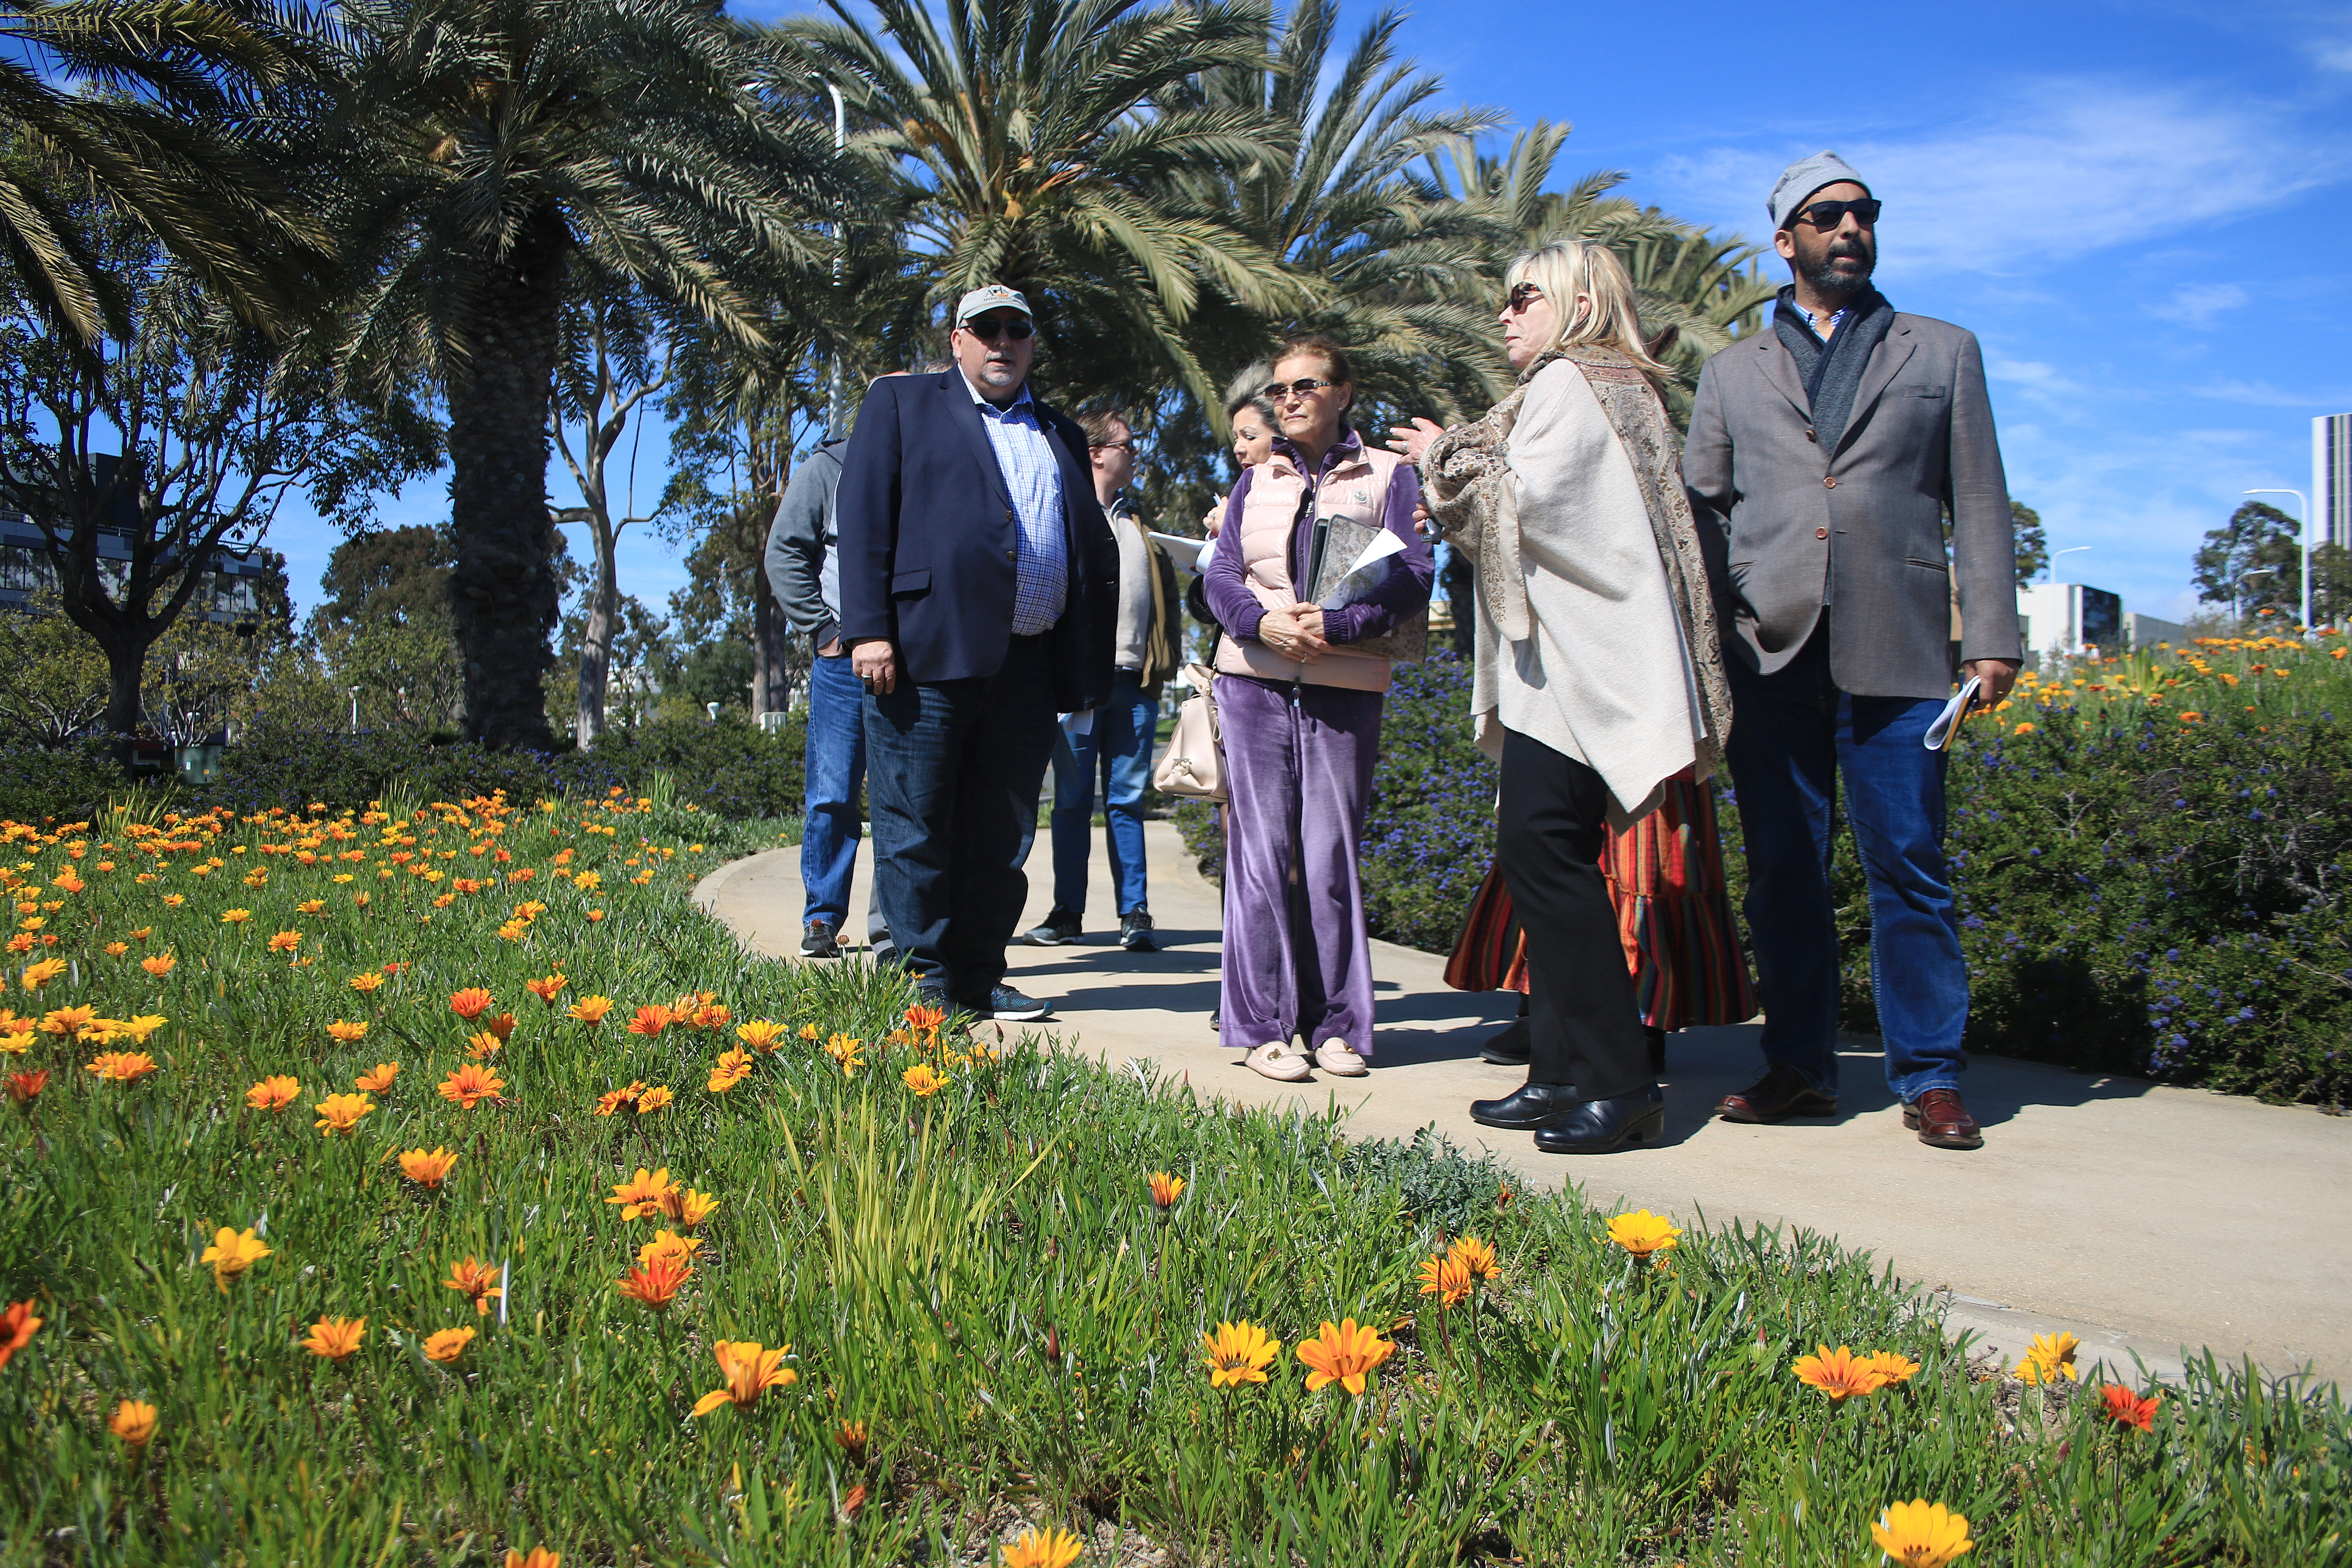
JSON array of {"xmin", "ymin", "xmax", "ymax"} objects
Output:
[{"xmin": 270, "ymin": 0, "xmax": 2352, "ymax": 626}]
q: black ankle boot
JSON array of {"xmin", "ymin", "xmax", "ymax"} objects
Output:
[
  {"xmin": 1533, "ymin": 1085, "xmax": 1666, "ymax": 1154},
  {"xmin": 1469, "ymin": 1080, "xmax": 1582, "ymax": 1131}
]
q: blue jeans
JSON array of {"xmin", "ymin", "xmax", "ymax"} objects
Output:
[
  {"xmin": 1047, "ymin": 669, "xmax": 1159, "ymax": 916},
  {"xmin": 863, "ymin": 634, "xmax": 1059, "ymax": 1000},
  {"xmin": 800, "ymin": 651, "xmax": 866, "ymax": 929},
  {"xmin": 1724, "ymin": 632, "xmax": 1967, "ymax": 1101}
]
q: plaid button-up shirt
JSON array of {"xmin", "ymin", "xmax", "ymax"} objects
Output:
[{"xmin": 966, "ymin": 376, "xmax": 1068, "ymax": 636}]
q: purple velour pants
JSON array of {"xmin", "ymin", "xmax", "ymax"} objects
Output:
[{"xmin": 1217, "ymin": 674, "xmax": 1385, "ymax": 1056}]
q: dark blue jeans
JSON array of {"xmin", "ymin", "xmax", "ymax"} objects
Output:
[
  {"xmin": 1724, "ymin": 632, "xmax": 1968, "ymax": 1101},
  {"xmin": 863, "ymin": 634, "xmax": 1058, "ymax": 1001},
  {"xmin": 1046, "ymin": 669, "xmax": 1159, "ymax": 917},
  {"xmin": 800, "ymin": 651, "xmax": 867, "ymax": 929}
]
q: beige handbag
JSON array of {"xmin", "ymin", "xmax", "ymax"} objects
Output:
[{"xmin": 1152, "ymin": 662, "xmax": 1227, "ymax": 802}]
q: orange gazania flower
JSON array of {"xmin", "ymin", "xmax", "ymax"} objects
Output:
[
  {"xmin": 465, "ymin": 1031, "xmax": 504, "ymax": 1061},
  {"xmin": 140, "ymin": 953, "xmax": 176, "ymax": 977},
  {"xmin": 443, "ymin": 1257, "xmax": 504, "ymax": 1315},
  {"xmin": 313, "ymin": 1092, "xmax": 375, "ymax": 1137},
  {"xmin": 1146, "ymin": 1171, "xmax": 1184, "ymax": 1209},
  {"xmin": 634, "ymin": 1085, "xmax": 673, "ymax": 1115},
  {"xmin": 637, "ymin": 1229, "xmax": 704, "ymax": 1268},
  {"xmin": 1792, "ymin": 1345, "xmax": 1884, "ymax": 1403},
  {"xmin": 109, "ymin": 1399, "xmax": 159, "ymax": 1446},
  {"xmin": 999, "ymin": 1529, "xmax": 1084, "ymax": 1568},
  {"xmin": 707, "ymin": 1048, "xmax": 754, "ymax": 1094},
  {"xmin": 1447, "ymin": 1235, "xmax": 1501, "ymax": 1282},
  {"xmin": 438, "ymin": 1063, "xmax": 504, "ymax": 1109},
  {"xmin": 905, "ymin": 1002, "xmax": 946, "ymax": 1037},
  {"xmin": 399, "ymin": 1146, "xmax": 457, "ymax": 1189},
  {"xmin": 326, "ymin": 1019, "xmax": 369, "ymax": 1043},
  {"xmin": 568, "ymin": 995, "xmax": 615, "ymax": 1024},
  {"xmin": 625, "ymin": 1004, "xmax": 672, "ymax": 1037},
  {"xmin": 355, "ymin": 1062, "xmax": 399, "ymax": 1093},
  {"xmin": 900, "ymin": 1061, "xmax": 946, "ymax": 1097},
  {"xmin": 448, "ymin": 988, "xmax": 494, "ymax": 1022},
  {"xmin": 594, "ymin": 1081, "xmax": 644, "ymax": 1115},
  {"xmin": 524, "ymin": 973, "xmax": 567, "ymax": 1006},
  {"xmin": 245, "ymin": 1075, "xmax": 301, "ymax": 1112},
  {"xmin": 657, "ymin": 1186, "xmax": 718, "ymax": 1228},
  {"xmin": 267, "ymin": 930, "xmax": 301, "ymax": 953},
  {"xmin": 86, "ymin": 1051, "xmax": 159, "ymax": 1082},
  {"xmin": 617, "ymin": 1257, "xmax": 692, "ymax": 1311},
  {"xmin": 1862, "ymin": 1350, "xmax": 1922, "ymax": 1388},
  {"xmin": 0, "ymin": 1299, "xmax": 43, "ymax": 1370},
  {"xmin": 2099, "ymin": 1383, "xmax": 2161, "ymax": 1432},
  {"xmin": 6, "ymin": 1069, "xmax": 46, "ymax": 1105},
  {"xmin": 421, "ymin": 1326, "xmax": 475, "ymax": 1363},
  {"xmin": 1416, "ymin": 1251, "xmax": 1473, "ymax": 1310},
  {"xmin": 302, "ymin": 1316, "xmax": 366, "ymax": 1362},
  {"xmin": 1295, "ymin": 1318, "xmax": 1395, "ymax": 1396},
  {"xmin": 481, "ymin": 1011, "xmax": 517, "ymax": 1042},
  {"xmin": 295, "ymin": 899, "xmax": 325, "ymax": 915},
  {"xmin": 607, "ymin": 1167, "xmax": 678, "ymax": 1220},
  {"xmin": 504, "ymin": 1549, "xmax": 561, "ymax": 1568},
  {"xmin": 690, "ymin": 1340, "xmax": 796, "ymax": 1416},
  {"xmin": 40, "ymin": 1005, "xmax": 97, "ymax": 1037}
]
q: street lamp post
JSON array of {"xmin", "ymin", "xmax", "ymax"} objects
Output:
[
  {"xmin": 2243, "ymin": 489, "xmax": 2311, "ymax": 630},
  {"xmin": 2048, "ymin": 545, "xmax": 2090, "ymax": 583}
]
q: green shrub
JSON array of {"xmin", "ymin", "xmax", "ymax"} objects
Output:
[{"xmin": 0, "ymin": 739, "xmax": 136, "ymax": 824}]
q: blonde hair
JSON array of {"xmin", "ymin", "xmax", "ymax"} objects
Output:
[{"xmin": 1506, "ymin": 241, "xmax": 1670, "ymax": 382}]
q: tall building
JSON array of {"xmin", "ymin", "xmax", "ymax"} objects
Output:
[{"xmin": 2320, "ymin": 413, "xmax": 2352, "ymax": 551}]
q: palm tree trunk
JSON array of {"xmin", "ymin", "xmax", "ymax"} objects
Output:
[
  {"xmin": 576, "ymin": 520, "xmax": 618, "ymax": 746},
  {"xmin": 449, "ymin": 206, "xmax": 566, "ymax": 751}
]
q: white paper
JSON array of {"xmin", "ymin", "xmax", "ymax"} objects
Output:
[
  {"xmin": 1923, "ymin": 676, "xmax": 1981, "ymax": 751},
  {"xmin": 1060, "ymin": 708, "xmax": 1095, "ymax": 738},
  {"xmin": 1319, "ymin": 527, "xmax": 1406, "ymax": 609},
  {"xmin": 1151, "ymin": 531, "xmax": 1209, "ymax": 575}
]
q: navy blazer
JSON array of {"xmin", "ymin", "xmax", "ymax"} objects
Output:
[{"xmin": 835, "ymin": 370, "xmax": 1117, "ymax": 713}]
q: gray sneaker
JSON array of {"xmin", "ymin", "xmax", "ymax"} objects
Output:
[
  {"xmin": 966, "ymin": 984, "xmax": 1052, "ymax": 1021},
  {"xmin": 1018, "ymin": 906, "xmax": 1082, "ymax": 946},
  {"xmin": 800, "ymin": 919, "xmax": 840, "ymax": 959},
  {"xmin": 1118, "ymin": 909, "xmax": 1156, "ymax": 952}
]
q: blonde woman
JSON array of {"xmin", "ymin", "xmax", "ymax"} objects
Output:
[{"xmin": 1404, "ymin": 242, "xmax": 1734, "ymax": 1153}]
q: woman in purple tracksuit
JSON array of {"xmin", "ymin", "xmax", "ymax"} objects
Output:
[{"xmin": 1203, "ymin": 336, "xmax": 1433, "ymax": 1081}]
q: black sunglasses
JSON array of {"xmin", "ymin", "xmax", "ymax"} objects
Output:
[
  {"xmin": 1788, "ymin": 197, "xmax": 1882, "ymax": 231},
  {"xmin": 1089, "ymin": 439, "xmax": 1133, "ymax": 453},
  {"xmin": 1503, "ymin": 281, "xmax": 1544, "ymax": 314},
  {"xmin": 1261, "ymin": 377, "xmax": 1337, "ymax": 403},
  {"xmin": 963, "ymin": 313, "xmax": 1035, "ymax": 341}
]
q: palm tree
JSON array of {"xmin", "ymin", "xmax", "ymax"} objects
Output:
[
  {"xmin": 774, "ymin": 0, "xmax": 1299, "ymax": 412},
  {"xmin": 318, "ymin": 0, "xmax": 844, "ymax": 749},
  {"xmin": 0, "ymin": 0, "xmax": 326, "ymax": 342}
]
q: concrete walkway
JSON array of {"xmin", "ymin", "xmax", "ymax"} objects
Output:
[{"xmin": 698, "ymin": 821, "xmax": 2352, "ymax": 1388}]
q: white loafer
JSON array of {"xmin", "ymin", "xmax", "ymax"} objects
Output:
[
  {"xmin": 1244, "ymin": 1042, "xmax": 1311, "ymax": 1082},
  {"xmin": 1314, "ymin": 1041, "xmax": 1368, "ymax": 1077}
]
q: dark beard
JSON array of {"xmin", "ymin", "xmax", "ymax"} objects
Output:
[{"xmin": 1803, "ymin": 240, "xmax": 1875, "ymax": 299}]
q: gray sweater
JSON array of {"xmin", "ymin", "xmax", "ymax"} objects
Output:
[{"xmin": 763, "ymin": 437, "xmax": 848, "ymax": 651}]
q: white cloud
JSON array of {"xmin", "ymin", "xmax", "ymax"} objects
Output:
[
  {"xmin": 1987, "ymin": 357, "xmax": 2089, "ymax": 401},
  {"xmin": 2192, "ymin": 378, "xmax": 2352, "ymax": 408},
  {"xmin": 2149, "ymin": 282, "xmax": 2247, "ymax": 327},
  {"xmin": 2314, "ymin": 41, "xmax": 2352, "ymax": 73},
  {"xmin": 1650, "ymin": 80, "xmax": 2349, "ymax": 278}
]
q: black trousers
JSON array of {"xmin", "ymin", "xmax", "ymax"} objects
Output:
[{"xmin": 1497, "ymin": 728, "xmax": 1652, "ymax": 1101}]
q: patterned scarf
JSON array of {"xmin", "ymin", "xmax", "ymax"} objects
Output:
[{"xmin": 1419, "ymin": 344, "xmax": 1734, "ymax": 778}]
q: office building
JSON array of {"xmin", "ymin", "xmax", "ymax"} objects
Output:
[
  {"xmin": 2017, "ymin": 581, "xmax": 2123, "ymax": 659},
  {"xmin": 2318, "ymin": 414, "xmax": 2351, "ymax": 551}
]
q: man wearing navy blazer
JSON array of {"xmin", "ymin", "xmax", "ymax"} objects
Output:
[{"xmin": 835, "ymin": 285, "xmax": 1119, "ymax": 1020}]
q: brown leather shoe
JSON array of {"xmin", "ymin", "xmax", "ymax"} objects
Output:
[
  {"xmin": 1716, "ymin": 1062, "xmax": 1838, "ymax": 1123},
  {"xmin": 1903, "ymin": 1087, "xmax": 1984, "ymax": 1150}
]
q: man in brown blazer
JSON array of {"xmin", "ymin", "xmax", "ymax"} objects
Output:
[{"xmin": 1683, "ymin": 151, "xmax": 2022, "ymax": 1152}]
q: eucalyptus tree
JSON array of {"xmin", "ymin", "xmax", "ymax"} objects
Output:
[
  {"xmin": 774, "ymin": 0, "xmax": 1299, "ymax": 413},
  {"xmin": 321, "ymin": 0, "xmax": 843, "ymax": 749},
  {"xmin": 0, "ymin": 0, "xmax": 325, "ymax": 342}
]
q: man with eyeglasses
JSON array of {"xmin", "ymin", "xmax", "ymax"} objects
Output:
[
  {"xmin": 835, "ymin": 284, "xmax": 1119, "ymax": 1021},
  {"xmin": 1683, "ymin": 151, "xmax": 2023, "ymax": 1152}
]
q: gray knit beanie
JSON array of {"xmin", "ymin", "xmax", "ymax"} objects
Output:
[{"xmin": 1768, "ymin": 151, "xmax": 1871, "ymax": 229}]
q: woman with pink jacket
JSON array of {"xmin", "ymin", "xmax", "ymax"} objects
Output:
[{"xmin": 1203, "ymin": 336, "xmax": 1434, "ymax": 1081}]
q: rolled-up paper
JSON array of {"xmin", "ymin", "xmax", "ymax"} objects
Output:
[{"xmin": 1923, "ymin": 676, "xmax": 1982, "ymax": 751}]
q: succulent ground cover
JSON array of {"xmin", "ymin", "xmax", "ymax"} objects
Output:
[{"xmin": 2, "ymin": 792, "xmax": 2347, "ymax": 1565}]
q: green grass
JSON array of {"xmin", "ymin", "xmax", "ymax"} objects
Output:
[{"xmin": 1, "ymin": 794, "xmax": 2347, "ymax": 1565}]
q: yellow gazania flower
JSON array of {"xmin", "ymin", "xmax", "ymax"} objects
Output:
[
  {"xmin": 504, "ymin": 1549, "xmax": 561, "ymax": 1568},
  {"xmin": 901, "ymin": 1062, "xmax": 947, "ymax": 1097},
  {"xmin": 302, "ymin": 1315, "xmax": 366, "ymax": 1361},
  {"xmin": 220, "ymin": 909, "xmax": 252, "ymax": 924},
  {"xmin": 421, "ymin": 1326, "xmax": 476, "ymax": 1363},
  {"xmin": 798, "ymin": 1023, "xmax": 820, "ymax": 1043},
  {"xmin": 109, "ymin": 1399, "xmax": 159, "ymax": 1446},
  {"xmin": 999, "ymin": 1527, "xmax": 1085, "ymax": 1568},
  {"xmin": 399, "ymin": 1146, "xmax": 457, "ymax": 1189},
  {"xmin": 104, "ymin": 941, "xmax": 128, "ymax": 956},
  {"xmin": 295, "ymin": 899, "xmax": 325, "ymax": 915},
  {"xmin": 161, "ymin": 893, "xmax": 187, "ymax": 907},
  {"xmin": 355, "ymin": 1062, "xmax": 399, "ymax": 1093},
  {"xmin": 140, "ymin": 953, "xmax": 176, "ymax": 976},
  {"xmin": 1792, "ymin": 1345, "xmax": 1884, "ymax": 1403},
  {"xmin": 1146, "ymin": 1171, "xmax": 1184, "ymax": 1209},
  {"xmin": 1200, "ymin": 1321, "xmax": 1281, "ymax": 1389},
  {"xmin": 1871, "ymin": 1500, "xmax": 1975, "ymax": 1566},
  {"xmin": 2015, "ymin": 1332, "xmax": 2079, "ymax": 1385},
  {"xmin": 637, "ymin": 1229, "xmax": 704, "ymax": 1268},
  {"xmin": 115, "ymin": 1015, "xmax": 166, "ymax": 1044},
  {"xmin": 443, "ymin": 1257, "xmax": 504, "ymax": 1315},
  {"xmin": 690, "ymin": 1339, "xmax": 796, "ymax": 1416},
  {"xmin": 202, "ymin": 1226, "xmax": 270, "ymax": 1292},
  {"xmin": 658, "ymin": 1186, "xmax": 719, "ymax": 1229},
  {"xmin": 41, "ymin": 1004, "xmax": 97, "ymax": 1037},
  {"xmin": 1416, "ymin": 1252, "xmax": 1473, "ymax": 1309},
  {"xmin": 466, "ymin": 1031, "xmax": 504, "ymax": 1061},
  {"xmin": 1447, "ymin": 1235, "xmax": 1501, "ymax": 1282},
  {"xmin": 349, "ymin": 973, "xmax": 385, "ymax": 994},
  {"xmin": 568, "ymin": 995, "xmax": 615, "ymax": 1024},
  {"xmin": 735, "ymin": 1019, "xmax": 787, "ymax": 1052},
  {"xmin": 0, "ymin": 1030, "xmax": 32, "ymax": 1055},
  {"xmin": 245, "ymin": 1075, "xmax": 301, "ymax": 1112},
  {"xmin": 607, "ymin": 1167, "xmax": 678, "ymax": 1220},
  {"xmin": 326, "ymin": 1019, "xmax": 369, "ymax": 1043},
  {"xmin": 824, "ymin": 1033, "xmax": 864, "ymax": 1075},
  {"xmin": 634, "ymin": 1085, "xmax": 673, "ymax": 1115},
  {"xmin": 20, "ymin": 957, "xmax": 68, "ymax": 988},
  {"xmin": 1863, "ymin": 1350, "xmax": 1923, "ymax": 1388},
  {"xmin": 1295, "ymin": 1318, "xmax": 1395, "ymax": 1396},
  {"xmin": 313, "ymin": 1092, "xmax": 375, "ymax": 1137},
  {"xmin": 86, "ymin": 1051, "xmax": 160, "ymax": 1082},
  {"xmin": 1605, "ymin": 1209, "xmax": 1682, "ymax": 1259}
]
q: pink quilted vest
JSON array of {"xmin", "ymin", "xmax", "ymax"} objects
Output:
[{"xmin": 1215, "ymin": 442, "xmax": 1406, "ymax": 693}]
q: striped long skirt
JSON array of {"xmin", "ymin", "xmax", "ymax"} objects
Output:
[{"xmin": 1447, "ymin": 776, "xmax": 1758, "ymax": 1031}]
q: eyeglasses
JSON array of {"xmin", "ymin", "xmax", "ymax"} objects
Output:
[
  {"xmin": 962, "ymin": 313, "xmax": 1035, "ymax": 341},
  {"xmin": 1502, "ymin": 281, "xmax": 1545, "ymax": 315},
  {"xmin": 1788, "ymin": 197, "xmax": 1882, "ymax": 231},
  {"xmin": 1260, "ymin": 378, "xmax": 1336, "ymax": 403},
  {"xmin": 1089, "ymin": 439, "xmax": 1133, "ymax": 453}
]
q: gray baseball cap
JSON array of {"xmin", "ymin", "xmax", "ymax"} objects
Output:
[{"xmin": 1768, "ymin": 151, "xmax": 1871, "ymax": 229}]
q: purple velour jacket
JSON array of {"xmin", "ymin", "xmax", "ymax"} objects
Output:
[{"xmin": 1203, "ymin": 428, "xmax": 1433, "ymax": 647}]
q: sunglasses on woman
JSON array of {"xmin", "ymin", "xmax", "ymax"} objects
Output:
[
  {"xmin": 1502, "ymin": 281, "xmax": 1544, "ymax": 314},
  {"xmin": 1260, "ymin": 377, "xmax": 1338, "ymax": 403},
  {"xmin": 1789, "ymin": 197, "xmax": 1882, "ymax": 230}
]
